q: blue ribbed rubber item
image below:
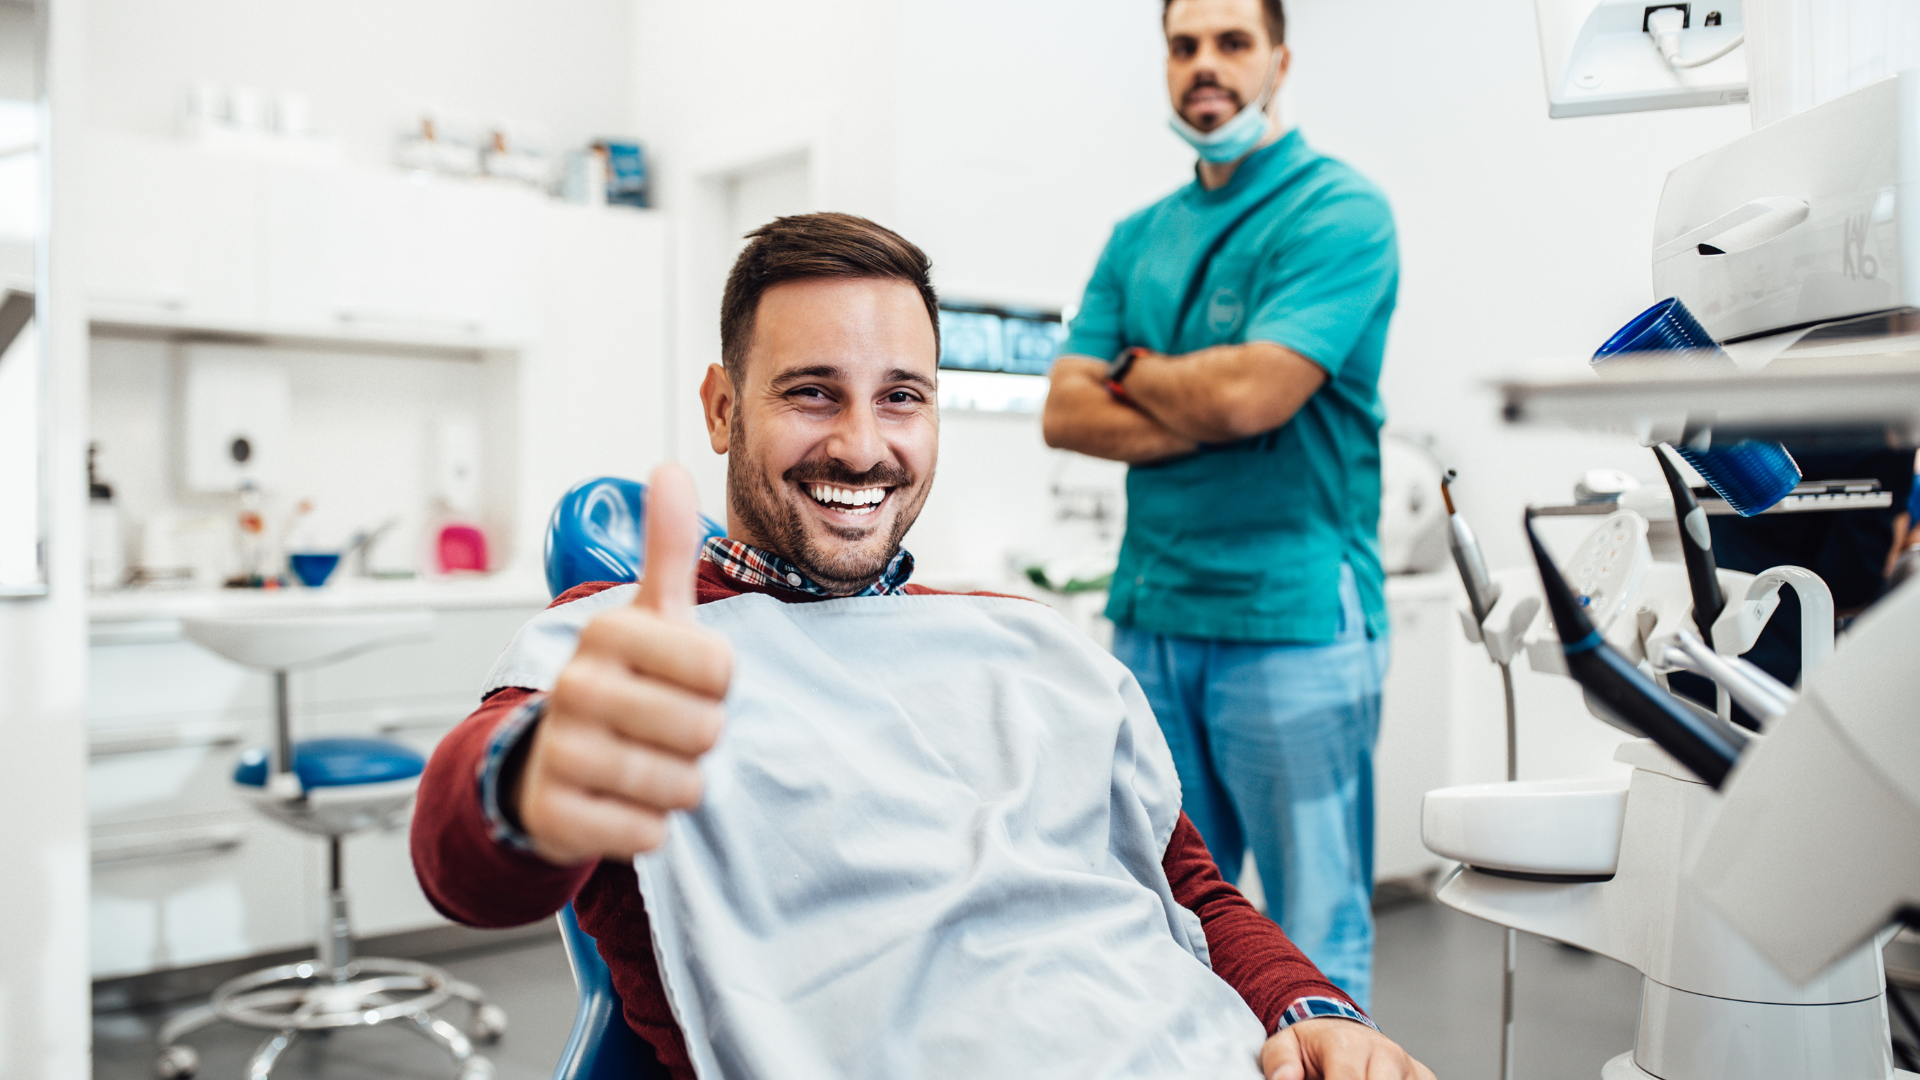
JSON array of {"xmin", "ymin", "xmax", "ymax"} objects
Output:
[
  {"xmin": 232, "ymin": 737, "xmax": 425, "ymax": 789},
  {"xmin": 544, "ymin": 477, "xmax": 726, "ymax": 598},
  {"xmin": 1593, "ymin": 298, "xmax": 1800, "ymax": 516},
  {"xmin": 1593, "ymin": 297, "xmax": 1722, "ymax": 360},
  {"xmin": 1674, "ymin": 443, "xmax": 1802, "ymax": 518}
]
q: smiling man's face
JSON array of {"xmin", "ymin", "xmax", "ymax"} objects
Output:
[
  {"xmin": 1165, "ymin": 0, "xmax": 1288, "ymax": 133},
  {"xmin": 700, "ymin": 276, "xmax": 940, "ymax": 595}
]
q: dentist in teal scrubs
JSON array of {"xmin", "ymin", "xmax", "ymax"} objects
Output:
[{"xmin": 1042, "ymin": 0, "xmax": 1398, "ymax": 1010}]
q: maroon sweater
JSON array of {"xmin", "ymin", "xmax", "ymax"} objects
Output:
[{"xmin": 411, "ymin": 562, "xmax": 1357, "ymax": 1077}]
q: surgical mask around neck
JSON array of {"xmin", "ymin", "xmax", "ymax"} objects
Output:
[{"xmin": 1168, "ymin": 56, "xmax": 1279, "ymax": 165}]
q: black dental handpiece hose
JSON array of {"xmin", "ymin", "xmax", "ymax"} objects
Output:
[
  {"xmin": 1526, "ymin": 511, "xmax": 1748, "ymax": 788},
  {"xmin": 1655, "ymin": 444, "xmax": 1727, "ymax": 645}
]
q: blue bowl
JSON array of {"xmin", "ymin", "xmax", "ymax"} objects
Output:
[{"xmin": 289, "ymin": 552, "xmax": 340, "ymax": 588}]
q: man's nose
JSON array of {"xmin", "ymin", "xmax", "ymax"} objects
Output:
[{"xmin": 822, "ymin": 400, "xmax": 890, "ymax": 473}]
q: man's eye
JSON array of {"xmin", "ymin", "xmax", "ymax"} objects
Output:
[
  {"xmin": 885, "ymin": 391, "xmax": 920, "ymax": 404},
  {"xmin": 790, "ymin": 387, "xmax": 828, "ymax": 399}
]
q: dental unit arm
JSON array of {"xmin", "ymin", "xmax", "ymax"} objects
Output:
[
  {"xmin": 1443, "ymin": 470, "xmax": 1501, "ymax": 628},
  {"xmin": 1424, "ymin": 517, "xmax": 1905, "ymax": 1080}
]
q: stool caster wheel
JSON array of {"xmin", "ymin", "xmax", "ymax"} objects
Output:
[
  {"xmin": 457, "ymin": 1055, "xmax": 496, "ymax": 1080},
  {"xmin": 467, "ymin": 1003, "xmax": 508, "ymax": 1044},
  {"xmin": 154, "ymin": 1044, "xmax": 199, "ymax": 1080}
]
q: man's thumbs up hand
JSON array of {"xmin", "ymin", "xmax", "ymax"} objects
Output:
[
  {"xmin": 515, "ymin": 464, "xmax": 734, "ymax": 866},
  {"xmin": 634, "ymin": 462, "xmax": 701, "ymax": 621}
]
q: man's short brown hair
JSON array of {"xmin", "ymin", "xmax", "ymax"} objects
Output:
[
  {"xmin": 1162, "ymin": 0, "xmax": 1285, "ymax": 45},
  {"xmin": 720, "ymin": 212, "xmax": 940, "ymax": 382}
]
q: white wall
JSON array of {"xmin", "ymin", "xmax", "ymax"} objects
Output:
[
  {"xmin": 85, "ymin": 0, "xmax": 635, "ymax": 169},
  {"xmin": 89, "ymin": 337, "xmax": 496, "ymax": 577},
  {"xmin": 892, "ymin": 0, "xmax": 1194, "ymax": 309},
  {"xmin": 0, "ymin": 0, "xmax": 92, "ymax": 1073}
]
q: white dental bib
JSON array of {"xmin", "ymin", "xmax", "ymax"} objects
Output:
[{"xmin": 632, "ymin": 591, "xmax": 1264, "ymax": 1080}]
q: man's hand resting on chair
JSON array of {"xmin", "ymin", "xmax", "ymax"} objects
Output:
[
  {"xmin": 1263, "ymin": 1018, "xmax": 1435, "ymax": 1080},
  {"xmin": 509, "ymin": 464, "xmax": 733, "ymax": 866}
]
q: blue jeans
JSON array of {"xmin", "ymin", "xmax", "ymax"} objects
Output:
[{"xmin": 1111, "ymin": 566, "xmax": 1389, "ymax": 1010}]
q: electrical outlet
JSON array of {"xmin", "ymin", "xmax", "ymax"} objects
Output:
[{"xmin": 1642, "ymin": 3, "xmax": 1691, "ymax": 30}]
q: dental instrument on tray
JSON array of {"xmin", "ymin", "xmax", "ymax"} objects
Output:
[
  {"xmin": 1653, "ymin": 445, "xmax": 1724, "ymax": 644},
  {"xmin": 1526, "ymin": 509, "xmax": 1748, "ymax": 787}
]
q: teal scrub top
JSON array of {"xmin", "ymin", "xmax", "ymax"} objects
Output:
[{"xmin": 1063, "ymin": 130, "xmax": 1398, "ymax": 644}]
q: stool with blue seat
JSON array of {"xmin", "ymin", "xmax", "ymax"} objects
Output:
[
  {"xmin": 156, "ymin": 610, "xmax": 506, "ymax": 1080},
  {"xmin": 547, "ymin": 476, "xmax": 724, "ymax": 1080}
]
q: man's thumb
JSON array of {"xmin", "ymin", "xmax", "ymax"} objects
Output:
[{"xmin": 634, "ymin": 463, "xmax": 703, "ymax": 619}]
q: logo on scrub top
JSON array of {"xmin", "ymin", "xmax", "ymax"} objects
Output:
[{"xmin": 1206, "ymin": 286, "xmax": 1244, "ymax": 335}]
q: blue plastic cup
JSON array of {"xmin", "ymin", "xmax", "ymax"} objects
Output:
[
  {"xmin": 1593, "ymin": 297, "xmax": 1722, "ymax": 361},
  {"xmin": 290, "ymin": 552, "xmax": 340, "ymax": 587},
  {"xmin": 1594, "ymin": 297, "xmax": 1801, "ymax": 516},
  {"xmin": 1674, "ymin": 443, "xmax": 1802, "ymax": 518}
]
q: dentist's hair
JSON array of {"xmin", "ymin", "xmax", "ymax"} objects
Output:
[
  {"xmin": 720, "ymin": 212, "xmax": 940, "ymax": 382},
  {"xmin": 1162, "ymin": 0, "xmax": 1285, "ymax": 46}
]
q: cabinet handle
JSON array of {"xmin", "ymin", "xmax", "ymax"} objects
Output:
[
  {"xmin": 92, "ymin": 825, "xmax": 245, "ymax": 864},
  {"xmin": 335, "ymin": 307, "xmax": 482, "ymax": 335},
  {"xmin": 89, "ymin": 291, "xmax": 188, "ymax": 311},
  {"xmin": 90, "ymin": 726, "xmax": 245, "ymax": 757}
]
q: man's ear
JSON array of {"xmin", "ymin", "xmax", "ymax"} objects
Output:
[{"xmin": 699, "ymin": 364, "xmax": 734, "ymax": 455}]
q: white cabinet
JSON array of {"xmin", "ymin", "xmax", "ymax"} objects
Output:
[
  {"xmin": 92, "ymin": 813, "xmax": 313, "ymax": 980},
  {"xmin": 86, "ymin": 602, "xmax": 542, "ymax": 978},
  {"xmin": 84, "ymin": 134, "xmax": 263, "ymax": 322},
  {"xmin": 259, "ymin": 163, "xmax": 540, "ymax": 343},
  {"xmin": 88, "ymin": 131, "xmax": 542, "ymax": 345}
]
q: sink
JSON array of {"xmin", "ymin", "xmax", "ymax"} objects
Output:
[
  {"xmin": 181, "ymin": 610, "xmax": 435, "ymax": 670},
  {"xmin": 1422, "ymin": 774, "xmax": 1631, "ymax": 877}
]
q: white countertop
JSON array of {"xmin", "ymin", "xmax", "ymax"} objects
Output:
[{"xmin": 89, "ymin": 574, "xmax": 553, "ymax": 627}]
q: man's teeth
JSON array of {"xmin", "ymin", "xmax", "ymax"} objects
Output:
[{"xmin": 807, "ymin": 483, "xmax": 887, "ymax": 512}]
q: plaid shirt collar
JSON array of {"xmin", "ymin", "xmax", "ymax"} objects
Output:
[{"xmin": 700, "ymin": 537, "xmax": 915, "ymax": 598}]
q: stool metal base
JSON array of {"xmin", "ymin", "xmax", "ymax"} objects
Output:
[{"xmin": 153, "ymin": 957, "xmax": 504, "ymax": 1080}]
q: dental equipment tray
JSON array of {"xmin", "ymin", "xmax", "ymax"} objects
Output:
[{"xmin": 1499, "ymin": 348, "xmax": 1920, "ymax": 447}]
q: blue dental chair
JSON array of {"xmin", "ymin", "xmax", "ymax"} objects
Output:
[{"xmin": 546, "ymin": 476, "xmax": 725, "ymax": 1080}]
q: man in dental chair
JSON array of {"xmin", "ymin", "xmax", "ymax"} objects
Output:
[{"xmin": 412, "ymin": 212, "xmax": 1432, "ymax": 1080}]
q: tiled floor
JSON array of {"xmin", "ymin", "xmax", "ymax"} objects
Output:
[{"xmin": 93, "ymin": 899, "xmax": 1653, "ymax": 1080}]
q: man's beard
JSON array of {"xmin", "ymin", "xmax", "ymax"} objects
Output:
[{"xmin": 727, "ymin": 411, "xmax": 923, "ymax": 595}]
